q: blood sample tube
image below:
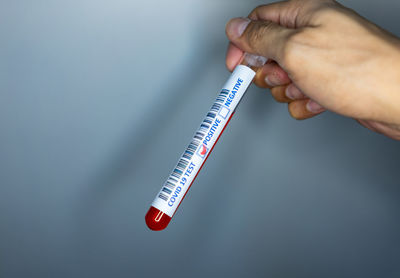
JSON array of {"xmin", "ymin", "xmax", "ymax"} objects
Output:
[{"xmin": 145, "ymin": 53, "xmax": 267, "ymax": 231}]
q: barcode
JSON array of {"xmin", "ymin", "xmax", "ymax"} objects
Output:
[{"xmin": 158, "ymin": 89, "xmax": 230, "ymax": 202}]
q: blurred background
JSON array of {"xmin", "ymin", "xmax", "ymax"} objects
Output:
[{"xmin": 1, "ymin": 0, "xmax": 400, "ymax": 277}]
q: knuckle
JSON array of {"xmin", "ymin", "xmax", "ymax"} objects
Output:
[
  {"xmin": 311, "ymin": 6, "xmax": 337, "ymax": 23},
  {"xmin": 245, "ymin": 23, "xmax": 262, "ymax": 47},
  {"xmin": 279, "ymin": 33, "xmax": 299, "ymax": 68},
  {"xmin": 248, "ymin": 5, "xmax": 269, "ymax": 19},
  {"xmin": 306, "ymin": 1, "xmax": 342, "ymax": 24},
  {"xmin": 279, "ymin": 29, "xmax": 312, "ymax": 70},
  {"xmin": 245, "ymin": 21, "xmax": 275, "ymax": 50}
]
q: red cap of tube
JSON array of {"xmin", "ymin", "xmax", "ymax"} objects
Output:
[{"xmin": 145, "ymin": 206, "xmax": 171, "ymax": 231}]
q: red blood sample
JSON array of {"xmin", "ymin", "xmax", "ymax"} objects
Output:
[{"xmin": 145, "ymin": 206, "xmax": 171, "ymax": 231}]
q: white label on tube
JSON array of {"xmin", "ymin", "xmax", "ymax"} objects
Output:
[{"xmin": 151, "ymin": 65, "xmax": 256, "ymax": 217}]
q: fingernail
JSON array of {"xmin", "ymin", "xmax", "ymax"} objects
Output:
[
  {"xmin": 306, "ymin": 100, "xmax": 324, "ymax": 113},
  {"xmin": 228, "ymin": 17, "xmax": 250, "ymax": 38},
  {"xmin": 285, "ymin": 85, "xmax": 303, "ymax": 100},
  {"xmin": 265, "ymin": 76, "xmax": 277, "ymax": 87}
]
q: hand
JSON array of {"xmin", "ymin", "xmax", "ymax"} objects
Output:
[{"xmin": 225, "ymin": 0, "xmax": 400, "ymax": 140}]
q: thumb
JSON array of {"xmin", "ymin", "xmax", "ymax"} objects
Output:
[{"xmin": 225, "ymin": 17, "xmax": 296, "ymax": 63}]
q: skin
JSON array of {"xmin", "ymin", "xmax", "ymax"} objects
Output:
[{"xmin": 225, "ymin": 0, "xmax": 400, "ymax": 140}]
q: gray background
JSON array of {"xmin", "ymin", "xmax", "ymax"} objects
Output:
[{"xmin": 1, "ymin": 0, "xmax": 400, "ymax": 277}]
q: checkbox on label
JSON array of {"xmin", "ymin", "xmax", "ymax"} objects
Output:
[{"xmin": 218, "ymin": 106, "xmax": 230, "ymax": 119}]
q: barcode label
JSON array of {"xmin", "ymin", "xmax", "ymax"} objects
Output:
[
  {"xmin": 157, "ymin": 89, "xmax": 230, "ymax": 202},
  {"xmin": 151, "ymin": 65, "xmax": 256, "ymax": 217}
]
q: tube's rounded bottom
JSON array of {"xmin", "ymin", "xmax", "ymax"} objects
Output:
[{"xmin": 145, "ymin": 206, "xmax": 171, "ymax": 231}]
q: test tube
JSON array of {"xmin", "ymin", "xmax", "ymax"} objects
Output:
[{"xmin": 145, "ymin": 53, "xmax": 267, "ymax": 231}]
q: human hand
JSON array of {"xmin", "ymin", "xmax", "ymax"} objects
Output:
[{"xmin": 225, "ymin": 0, "xmax": 400, "ymax": 140}]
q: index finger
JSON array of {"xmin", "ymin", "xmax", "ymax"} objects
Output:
[
  {"xmin": 248, "ymin": 2, "xmax": 290, "ymax": 24},
  {"xmin": 226, "ymin": 42, "xmax": 244, "ymax": 72}
]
